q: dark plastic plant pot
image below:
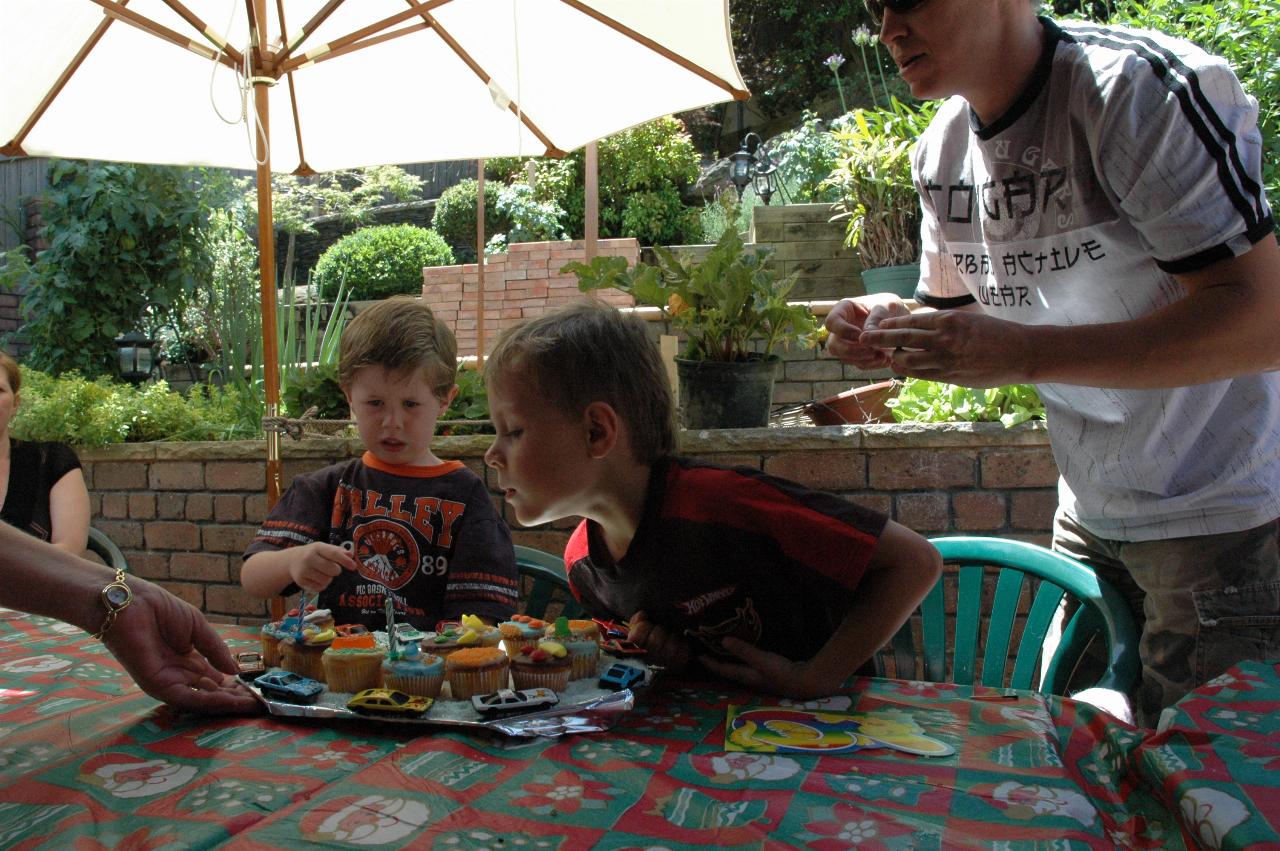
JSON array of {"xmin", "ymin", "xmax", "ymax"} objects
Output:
[{"xmin": 676, "ymin": 355, "xmax": 780, "ymax": 430}]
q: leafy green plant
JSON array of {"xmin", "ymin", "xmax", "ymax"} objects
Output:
[
  {"xmin": 492, "ymin": 116, "xmax": 703, "ymax": 245},
  {"xmin": 823, "ymin": 97, "xmax": 939, "ymax": 269},
  {"xmin": 282, "ymin": 361, "xmax": 348, "ymax": 420},
  {"xmin": 432, "ymin": 178, "xmax": 511, "ymax": 261},
  {"xmin": 888, "ymin": 379, "xmax": 1045, "ymax": 428},
  {"xmin": 438, "ymin": 365, "xmax": 492, "ymax": 435},
  {"xmin": 12, "ymin": 369, "xmax": 252, "ymax": 446},
  {"xmin": 769, "ymin": 110, "xmax": 851, "ymax": 204},
  {"xmin": 311, "ymin": 224, "xmax": 453, "ymax": 301},
  {"xmin": 565, "ymin": 197, "xmax": 820, "ymax": 362},
  {"xmin": 494, "ymin": 183, "xmax": 567, "ymax": 246},
  {"xmin": 2, "ymin": 161, "xmax": 214, "ymax": 377}
]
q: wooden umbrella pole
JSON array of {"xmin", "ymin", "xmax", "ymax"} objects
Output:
[
  {"xmin": 476, "ymin": 158, "xmax": 486, "ymax": 367},
  {"xmin": 250, "ymin": 0, "xmax": 286, "ymax": 621}
]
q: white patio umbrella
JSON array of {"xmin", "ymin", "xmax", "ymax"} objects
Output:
[{"xmin": 1, "ymin": 0, "xmax": 747, "ymax": 512}]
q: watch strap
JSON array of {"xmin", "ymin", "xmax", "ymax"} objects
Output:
[{"xmin": 91, "ymin": 568, "xmax": 132, "ymax": 640}]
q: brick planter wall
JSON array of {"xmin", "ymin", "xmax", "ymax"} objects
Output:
[{"xmin": 79, "ymin": 423, "xmax": 1058, "ymax": 626}]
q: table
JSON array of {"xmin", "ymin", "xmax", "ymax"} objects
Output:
[{"xmin": 0, "ymin": 611, "xmax": 1276, "ymax": 849}]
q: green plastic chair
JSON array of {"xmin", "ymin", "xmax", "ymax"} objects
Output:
[
  {"xmin": 879, "ymin": 536, "xmax": 1139, "ymax": 695},
  {"xmin": 514, "ymin": 545, "xmax": 585, "ymax": 620},
  {"xmin": 87, "ymin": 526, "xmax": 129, "ymax": 573}
]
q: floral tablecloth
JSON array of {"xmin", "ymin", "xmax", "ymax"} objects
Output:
[{"xmin": 0, "ymin": 610, "xmax": 1275, "ymax": 849}]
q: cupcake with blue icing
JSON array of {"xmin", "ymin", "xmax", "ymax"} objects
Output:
[
  {"xmin": 545, "ymin": 617, "xmax": 600, "ymax": 680},
  {"xmin": 499, "ymin": 614, "xmax": 550, "ymax": 657},
  {"xmin": 381, "ymin": 642, "xmax": 445, "ymax": 699}
]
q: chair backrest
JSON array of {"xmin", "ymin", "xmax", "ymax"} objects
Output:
[
  {"xmin": 87, "ymin": 526, "xmax": 129, "ymax": 573},
  {"xmin": 879, "ymin": 536, "xmax": 1139, "ymax": 695},
  {"xmin": 514, "ymin": 545, "xmax": 584, "ymax": 620}
]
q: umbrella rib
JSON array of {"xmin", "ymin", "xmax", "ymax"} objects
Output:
[
  {"xmin": 1, "ymin": 9, "xmax": 124, "ymax": 156},
  {"xmin": 157, "ymin": 0, "xmax": 246, "ymax": 66},
  {"xmin": 408, "ymin": 3, "xmax": 564, "ymax": 157},
  {"xmin": 273, "ymin": 0, "xmax": 346, "ymax": 68},
  {"xmin": 555, "ymin": 0, "xmax": 749, "ymax": 99},
  {"xmin": 90, "ymin": 0, "xmax": 239, "ymax": 70},
  {"xmin": 275, "ymin": 0, "xmax": 314, "ymax": 176},
  {"xmin": 277, "ymin": 1, "xmax": 451, "ymax": 75}
]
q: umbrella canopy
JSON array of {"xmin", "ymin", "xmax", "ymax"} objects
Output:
[{"xmin": 1, "ymin": 0, "xmax": 746, "ymax": 515}]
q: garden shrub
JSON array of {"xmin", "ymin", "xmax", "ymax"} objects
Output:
[
  {"xmin": 12, "ymin": 370, "xmax": 252, "ymax": 446},
  {"xmin": 432, "ymin": 178, "xmax": 511, "ymax": 261},
  {"xmin": 282, "ymin": 361, "xmax": 348, "ymax": 420},
  {"xmin": 1, "ymin": 161, "xmax": 214, "ymax": 378},
  {"xmin": 312, "ymin": 224, "xmax": 454, "ymax": 301}
]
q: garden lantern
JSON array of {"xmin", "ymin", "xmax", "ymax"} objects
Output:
[
  {"xmin": 113, "ymin": 330, "xmax": 155, "ymax": 385},
  {"xmin": 728, "ymin": 132, "xmax": 776, "ymax": 205}
]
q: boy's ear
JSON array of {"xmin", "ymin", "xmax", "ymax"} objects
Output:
[
  {"xmin": 583, "ymin": 401, "xmax": 620, "ymax": 459},
  {"xmin": 439, "ymin": 384, "xmax": 459, "ymax": 410}
]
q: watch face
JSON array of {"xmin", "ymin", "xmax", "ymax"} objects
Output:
[{"xmin": 105, "ymin": 584, "xmax": 130, "ymax": 607}]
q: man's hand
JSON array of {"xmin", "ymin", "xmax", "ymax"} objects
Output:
[
  {"xmin": 289, "ymin": 542, "xmax": 358, "ymax": 594},
  {"xmin": 627, "ymin": 610, "xmax": 692, "ymax": 671},
  {"xmin": 698, "ymin": 637, "xmax": 841, "ymax": 699},
  {"xmin": 860, "ymin": 309, "xmax": 1035, "ymax": 387},
  {"xmin": 103, "ymin": 580, "xmax": 261, "ymax": 715},
  {"xmin": 824, "ymin": 296, "xmax": 911, "ymax": 369}
]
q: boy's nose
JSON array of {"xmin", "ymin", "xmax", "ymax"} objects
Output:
[{"xmin": 483, "ymin": 443, "xmax": 502, "ymax": 468}]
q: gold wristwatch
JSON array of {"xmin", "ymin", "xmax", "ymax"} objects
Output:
[{"xmin": 91, "ymin": 568, "xmax": 132, "ymax": 640}]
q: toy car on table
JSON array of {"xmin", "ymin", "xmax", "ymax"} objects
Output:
[
  {"xmin": 598, "ymin": 662, "xmax": 649, "ymax": 690},
  {"xmin": 347, "ymin": 688, "xmax": 433, "ymax": 717},
  {"xmin": 254, "ymin": 671, "xmax": 325, "ymax": 705},
  {"xmin": 234, "ymin": 650, "xmax": 266, "ymax": 681},
  {"xmin": 471, "ymin": 688, "xmax": 559, "ymax": 714}
]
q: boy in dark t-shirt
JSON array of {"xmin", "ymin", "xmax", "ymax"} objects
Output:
[
  {"xmin": 242, "ymin": 297, "xmax": 518, "ymax": 630},
  {"xmin": 482, "ymin": 302, "xmax": 940, "ymax": 698}
]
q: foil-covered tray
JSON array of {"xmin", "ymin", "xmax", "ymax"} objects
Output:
[{"xmin": 248, "ymin": 658, "xmax": 647, "ymax": 737}]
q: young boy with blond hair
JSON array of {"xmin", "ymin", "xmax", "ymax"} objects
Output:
[
  {"xmin": 483, "ymin": 301, "xmax": 940, "ymax": 698},
  {"xmin": 242, "ymin": 296, "xmax": 518, "ymax": 629}
]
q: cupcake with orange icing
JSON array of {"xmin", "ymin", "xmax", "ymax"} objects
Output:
[
  {"xmin": 509, "ymin": 639, "xmax": 572, "ymax": 692},
  {"xmin": 444, "ymin": 646, "xmax": 510, "ymax": 699},
  {"xmin": 321, "ymin": 627, "xmax": 385, "ymax": 693},
  {"xmin": 499, "ymin": 614, "xmax": 550, "ymax": 657},
  {"xmin": 545, "ymin": 617, "xmax": 601, "ymax": 680}
]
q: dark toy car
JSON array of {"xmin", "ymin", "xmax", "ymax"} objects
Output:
[
  {"xmin": 471, "ymin": 688, "xmax": 559, "ymax": 714},
  {"xmin": 254, "ymin": 671, "xmax": 325, "ymax": 705},
  {"xmin": 598, "ymin": 662, "xmax": 649, "ymax": 691}
]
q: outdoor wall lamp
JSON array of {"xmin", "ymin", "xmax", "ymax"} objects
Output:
[
  {"xmin": 113, "ymin": 330, "xmax": 155, "ymax": 385},
  {"xmin": 728, "ymin": 131, "xmax": 777, "ymax": 205}
]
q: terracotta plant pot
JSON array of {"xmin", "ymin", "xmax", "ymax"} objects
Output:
[{"xmin": 805, "ymin": 380, "xmax": 900, "ymax": 425}]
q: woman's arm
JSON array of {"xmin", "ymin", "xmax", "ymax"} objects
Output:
[{"xmin": 48, "ymin": 468, "xmax": 90, "ymax": 556}]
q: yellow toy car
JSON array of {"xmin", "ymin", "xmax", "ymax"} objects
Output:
[{"xmin": 346, "ymin": 688, "xmax": 433, "ymax": 717}]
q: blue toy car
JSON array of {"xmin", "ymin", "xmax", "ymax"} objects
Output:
[
  {"xmin": 598, "ymin": 662, "xmax": 649, "ymax": 691},
  {"xmin": 254, "ymin": 671, "xmax": 325, "ymax": 705}
]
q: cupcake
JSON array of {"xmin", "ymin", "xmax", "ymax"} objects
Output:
[
  {"xmin": 509, "ymin": 640, "xmax": 572, "ymax": 692},
  {"xmin": 422, "ymin": 624, "xmax": 484, "ymax": 657},
  {"xmin": 445, "ymin": 646, "xmax": 510, "ymax": 699},
  {"xmin": 458, "ymin": 614, "xmax": 502, "ymax": 647},
  {"xmin": 381, "ymin": 644, "xmax": 446, "ymax": 699},
  {"xmin": 546, "ymin": 617, "xmax": 601, "ymax": 681},
  {"xmin": 259, "ymin": 620, "xmax": 288, "ymax": 667},
  {"xmin": 322, "ymin": 644, "xmax": 385, "ymax": 694},
  {"xmin": 280, "ymin": 621, "xmax": 335, "ymax": 683},
  {"xmin": 499, "ymin": 614, "xmax": 550, "ymax": 657}
]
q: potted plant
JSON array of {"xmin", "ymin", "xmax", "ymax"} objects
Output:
[
  {"xmin": 564, "ymin": 210, "xmax": 822, "ymax": 429},
  {"xmin": 823, "ymin": 97, "xmax": 938, "ymax": 298}
]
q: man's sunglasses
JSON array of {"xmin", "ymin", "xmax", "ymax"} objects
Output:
[{"xmin": 864, "ymin": 0, "xmax": 930, "ymax": 26}]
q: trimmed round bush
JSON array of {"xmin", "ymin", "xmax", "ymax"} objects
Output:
[
  {"xmin": 313, "ymin": 224, "xmax": 455, "ymax": 301},
  {"xmin": 432, "ymin": 178, "xmax": 512, "ymax": 261}
]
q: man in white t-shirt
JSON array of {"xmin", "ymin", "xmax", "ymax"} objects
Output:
[{"xmin": 826, "ymin": 0, "xmax": 1280, "ymax": 725}]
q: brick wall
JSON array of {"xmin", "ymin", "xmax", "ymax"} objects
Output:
[
  {"xmin": 79, "ymin": 423, "xmax": 1058, "ymax": 626},
  {"xmin": 421, "ymin": 238, "xmax": 638, "ymax": 357}
]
